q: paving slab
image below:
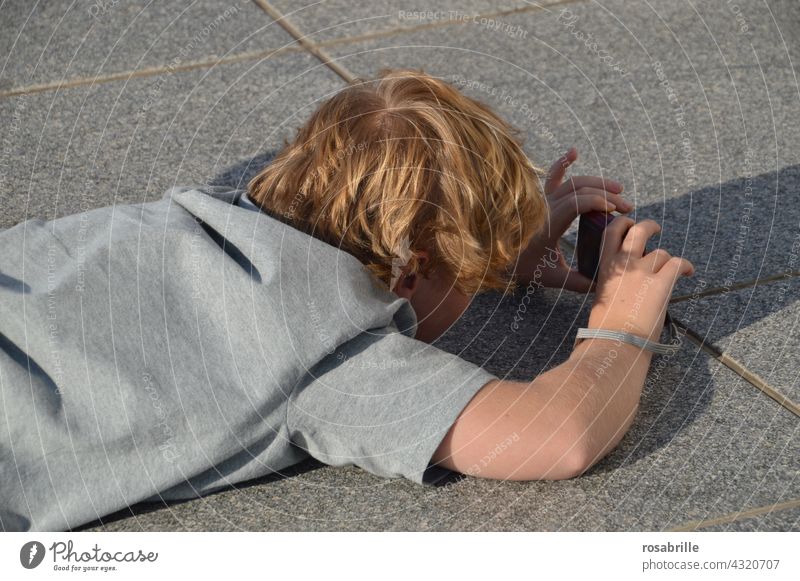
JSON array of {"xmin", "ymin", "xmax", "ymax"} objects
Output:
[
  {"xmin": 0, "ymin": 52, "xmax": 344, "ymax": 230},
  {"xmin": 268, "ymin": 0, "xmax": 562, "ymax": 44},
  {"xmin": 320, "ymin": 0, "xmax": 800, "ymax": 295},
  {"xmin": 79, "ymin": 286, "xmax": 799, "ymax": 531},
  {"xmin": 0, "ymin": 0, "xmax": 294, "ymax": 91},
  {"xmin": 671, "ymin": 277, "xmax": 800, "ymax": 405}
]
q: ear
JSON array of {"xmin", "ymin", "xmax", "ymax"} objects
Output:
[
  {"xmin": 391, "ymin": 250, "xmax": 429, "ymax": 298},
  {"xmin": 391, "ymin": 272, "xmax": 418, "ymax": 299}
]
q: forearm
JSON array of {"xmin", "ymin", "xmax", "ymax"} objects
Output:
[{"xmin": 542, "ymin": 336, "xmax": 653, "ymax": 471}]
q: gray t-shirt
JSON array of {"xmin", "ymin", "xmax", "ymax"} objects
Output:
[{"xmin": 0, "ymin": 185, "xmax": 496, "ymax": 531}]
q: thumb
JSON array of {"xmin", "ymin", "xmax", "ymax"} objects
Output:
[{"xmin": 563, "ymin": 268, "xmax": 594, "ymax": 293}]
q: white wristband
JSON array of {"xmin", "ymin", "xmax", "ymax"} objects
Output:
[{"xmin": 573, "ymin": 312, "xmax": 683, "ymax": 355}]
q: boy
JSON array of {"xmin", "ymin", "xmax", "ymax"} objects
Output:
[{"xmin": 0, "ymin": 69, "xmax": 694, "ymax": 532}]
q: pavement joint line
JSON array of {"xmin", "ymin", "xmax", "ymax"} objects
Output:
[
  {"xmin": 0, "ymin": 0, "xmax": 582, "ymax": 99},
  {"xmin": 252, "ymin": 0, "xmax": 356, "ymax": 83},
  {"xmin": 311, "ymin": 0, "xmax": 586, "ymax": 52},
  {"xmin": 667, "ymin": 498, "xmax": 800, "ymax": 531},
  {"xmin": 670, "ymin": 271, "xmax": 800, "ymax": 303},
  {"xmin": 670, "ymin": 316, "xmax": 800, "ymax": 417},
  {"xmin": 0, "ymin": 46, "xmax": 303, "ymax": 99}
]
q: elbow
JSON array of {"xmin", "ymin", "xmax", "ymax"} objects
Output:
[
  {"xmin": 513, "ymin": 444, "xmax": 590, "ymax": 481},
  {"xmin": 560, "ymin": 446, "xmax": 594, "ymax": 480},
  {"xmin": 556, "ymin": 422, "xmax": 600, "ymax": 480},
  {"xmin": 518, "ymin": 429, "xmax": 598, "ymax": 481},
  {"xmin": 562, "ymin": 403, "xmax": 640, "ymax": 479},
  {"xmin": 560, "ymin": 419, "xmax": 623, "ymax": 479}
]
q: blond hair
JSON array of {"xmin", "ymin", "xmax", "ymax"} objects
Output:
[{"xmin": 248, "ymin": 68, "xmax": 547, "ymax": 294}]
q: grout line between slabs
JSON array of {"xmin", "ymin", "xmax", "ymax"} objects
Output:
[
  {"xmin": 0, "ymin": 46, "xmax": 303, "ymax": 99},
  {"xmin": 0, "ymin": 0, "xmax": 583, "ymax": 99},
  {"xmin": 668, "ymin": 498, "xmax": 800, "ymax": 531},
  {"xmin": 670, "ymin": 316, "xmax": 800, "ymax": 417},
  {"xmin": 670, "ymin": 271, "xmax": 800, "ymax": 303},
  {"xmin": 252, "ymin": 0, "xmax": 355, "ymax": 83}
]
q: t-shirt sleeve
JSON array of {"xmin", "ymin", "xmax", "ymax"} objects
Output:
[{"xmin": 285, "ymin": 325, "xmax": 498, "ymax": 485}]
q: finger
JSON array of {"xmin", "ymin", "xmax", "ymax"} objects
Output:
[
  {"xmin": 600, "ymin": 215, "xmax": 635, "ymax": 258},
  {"xmin": 546, "ymin": 193, "xmax": 615, "ymax": 235},
  {"xmin": 572, "ymin": 187, "xmax": 633, "ymax": 212},
  {"xmin": 660, "ymin": 256, "xmax": 695, "ymax": 279},
  {"xmin": 643, "ymin": 248, "xmax": 672, "ymax": 271},
  {"xmin": 554, "ymin": 175, "xmax": 624, "ymax": 197},
  {"xmin": 573, "ymin": 193, "xmax": 618, "ymax": 215},
  {"xmin": 562, "ymin": 268, "xmax": 595, "ymax": 293},
  {"xmin": 620, "ymin": 219, "xmax": 662, "ymax": 257},
  {"xmin": 542, "ymin": 197, "xmax": 576, "ymax": 235},
  {"xmin": 545, "ymin": 147, "xmax": 577, "ymax": 193}
]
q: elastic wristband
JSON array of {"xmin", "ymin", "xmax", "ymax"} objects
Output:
[{"xmin": 574, "ymin": 310, "xmax": 683, "ymax": 355}]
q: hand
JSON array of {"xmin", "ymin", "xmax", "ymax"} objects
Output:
[
  {"xmin": 589, "ymin": 217, "xmax": 695, "ymax": 343},
  {"xmin": 514, "ymin": 147, "xmax": 633, "ymax": 293}
]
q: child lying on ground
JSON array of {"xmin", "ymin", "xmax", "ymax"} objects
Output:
[{"xmin": 0, "ymin": 68, "xmax": 694, "ymax": 532}]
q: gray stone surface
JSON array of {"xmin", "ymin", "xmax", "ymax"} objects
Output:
[
  {"xmin": 0, "ymin": 0, "xmax": 295, "ymax": 91},
  {"xmin": 322, "ymin": 0, "xmax": 800, "ymax": 294},
  {"xmin": 671, "ymin": 277, "xmax": 800, "ymax": 404},
  {"xmin": 269, "ymin": 0, "xmax": 560, "ymax": 44},
  {"xmin": 697, "ymin": 505, "xmax": 799, "ymax": 531},
  {"xmin": 0, "ymin": 52, "xmax": 343, "ymax": 230},
  {"xmin": 79, "ymin": 287, "xmax": 799, "ymax": 531},
  {"xmin": 3, "ymin": 0, "xmax": 798, "ymax": 533}
]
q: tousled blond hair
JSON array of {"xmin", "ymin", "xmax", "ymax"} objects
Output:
[{"xmin": 248, "ymin": 68, "xmax": 547, "ymax": 294}]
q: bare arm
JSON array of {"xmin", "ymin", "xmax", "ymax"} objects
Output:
[
  {"xmin": 430, "ymin": 334, "xmax": 653, "ymax": 480},
  {"xmin": 560, "ymin": 337, "xmax": 654, "ymax": 471},
  {"xmin": 432, "ymin": 217, "xmax": 693, "ymax": 480}
]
